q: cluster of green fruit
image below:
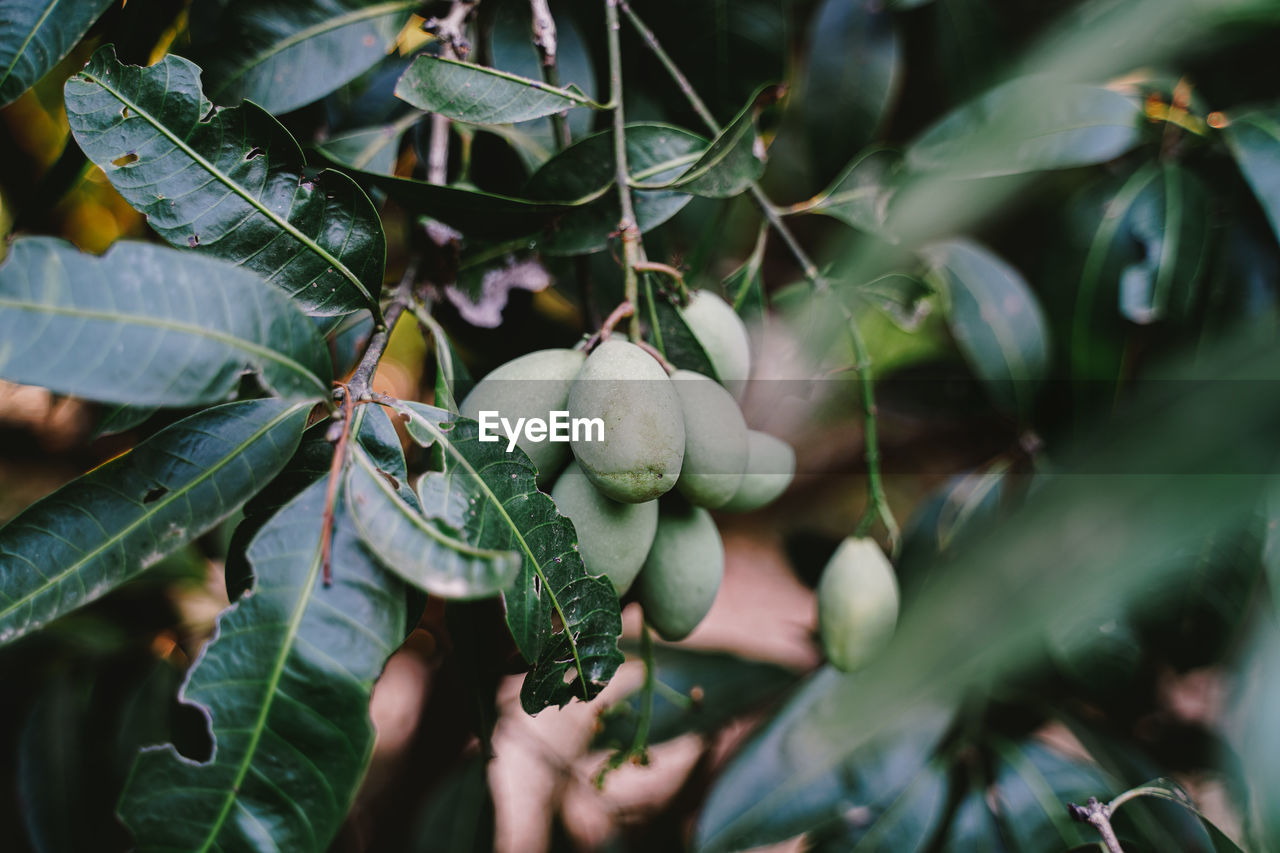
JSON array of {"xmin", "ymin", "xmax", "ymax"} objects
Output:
[{"xmin": 461, "ymin": 292, "xmax": 795, "ymax": 641}]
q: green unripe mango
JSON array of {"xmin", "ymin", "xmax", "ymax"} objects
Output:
[
  {"xmin": 636, "ymin": 502, "xmax": 724, "ymax": 641},
  {"xmin": 680, "ymin": 290, "xmax": 751, "ymax": 397},
  {"xmin": 567, "ymin": 340, "xmax": 685, "ymax": 503},
  {"xmin": 670, "ymin": 370, "xmax": 748, "ymax": 508},
  {"xmin": 551, "ymin": 461, "xmax": 658, "ymax": 595},
  {"xmin": 460, "ymin": 348, "xmax": 585, "ymax": 481},
  {"xmin": 720, "ymin": 430, "xmax": 795, "ymax": 512},
  {"xmin": 818, "ymin": 537, "xmax": 899, "ymax": 673}
]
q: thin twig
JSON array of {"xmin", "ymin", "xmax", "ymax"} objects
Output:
[
  {"xmin": 348, "ymin": 259, "xmax": 418, "ymax": 397},
  {"xmin": 633, "ymin": 260, "xmax": 689, "ymax": 302},
  {"xmin": 529, "ymin": 0, "xmax": 572, "ymax": 150},
  {"xmin": 582, "ymin": 300, "xmax": 635, "ymax": 352},
  {"xmin": 604, "ymin": 0, "xmax": 643, "ymax": 343},
  {"xmin": 426, "ymin": 1, "xmax": 478, "ymax": 184},
  {"xmin": 1069, "ymin": 798, "xmax": 1126, "ymax": 853},
  {"xmin": 635, "ymin": 340, "xmax": 676, "ymax": 374},
  {"xmin": 320, "ymin": 388, "xmax": 357, "ymax": 588},
  {"xmin": 620, "ymin": 0, "xmax": 898, "ymax": 550}
]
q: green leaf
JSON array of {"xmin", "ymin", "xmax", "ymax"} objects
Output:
[
  {"xmin": 392, "ymin": 401, "xmax": 624, "ymax": 712},
  {"xmin": 345, "ymin": 443, "xmax": 523, "ymax": 598},
  {"xmin": 634, "ymin": 86, "xmax": 774, "ymax": 198},
  {"xmin": 806, "ymin": 148, "xmax": 900, "ymax": 236},
  {"xmin": 0, "ymin": 398, "xmax": 310, "ymax": 646},
  {"xmin": 991, "ymin": 739, "xmax": 1110, "ymax": 853},
  {"xmin": 798, "ymin": 0, "xmax": 900, "ymax": 179},
  {"xmin": 411, "ymin": 756, "xmax": 495, "ymax": 853},
  {"xmin": 1223, "ymin": 108, "xmax": 1280, "ymax": 245},
  {"xmin": 1111, "ymin": 779, "xmax": 1245, "ymax": 852},
  {"xmin": 923, "ymin": 239, "xmax": 1049, "ymax": 415},
  {"xmin": 191, "ymin": 0, "xmax": 418, "ymax": 115},
  {"xmin": 724, "ymin": 223, "xmax": 768, "ymax": 320},
  {"xmin": 394, "ymin": 55, "xmax": 598, "ymax": 124},
  {"xmin": 593, "ymin": 646, "xmax": 795, "ymax": 749},
  {"xmin": 65, "ymin": 46, "xmax": 385, "ymax": 317},
  {"xmin": 523, "ymin": 123, "xmax": 707, "ymax": 255},
  {"xmin": 694, "ymin": 667, "xmax": 950, "ymax": 852},
  {"xmin": 906, "ymin": 78, "xmax": 1143, "ymax": 178},
  {"xmin": 807, "ymin": 761, "xmax": 948, "ymax": 853},
  {"xmin": 855, "ymin": 273, "xmax": 934, "ymax": 334},
  {"xmin": 693, "ymin": 333, "xmax": 1280, "ymax": 852},
  {"xmin": 1239, "ymin": 625, "xmax": 1280, "ymax": 850},
  {"xmin": 1117, "ymin": 163, "xmax": 1211, "ymax": 324},
  {"xmin": 314, "ymin": 113, "xmax": 419, "ymax": 176},
  {"xmin": 0, "ymin": 0, "xmax": 114, "ymax": 107},
  {"xmin": 118, "ymin": 470, "xmax": 407, "ymax": 852},
  {"xmin": 939, "ymin": 787, "xmax": 1007, "ymax": 852},
  {"xmin": 0, "ymin": 237, "xmax": 332, "ymax": 406}
]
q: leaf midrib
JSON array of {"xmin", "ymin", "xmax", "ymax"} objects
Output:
[
  {"xmin": 77, "ymin": 67, "xmax": 378, "ymax": 313},
  {"xmin": 401, "ymin": 403, "xmax": 591, "ymax": 698},
  {"xmin": 0, "ymin": 0, "xmax": 62, "ymax": 92},
  {"xmin": 0, "ymin": 295, "xmax": 329, "ymax": 400},
  {"xmin": 214, "ymin": 0, "xmax": 417, "ymax": 96},
  {"xmin": 0, "ymin": 401, "xmax": 308, "ymax": 627}
]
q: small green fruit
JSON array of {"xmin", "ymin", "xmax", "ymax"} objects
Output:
[
  {"xmin": 680, "ymin": 290, "xmax": 751, "ymax": 397},
  {"xmin": 670, "ymin": 370, "xmax": 748, "ymax": 508},
  {"xmin": 567, "ymin": 340, "xmax": 685, "ymax": 503},
  {"xmin": 551, "ymin": 461, "xmax": 658, "ymax": 594},
  {"xmin": 720, "ymin": 430, "xmax": 795, "ymax": 512},
  {"xmin": 818, "ymin": 537, "xmax": 899, "ymax": 673},
  {"xmin": 460, "ymin": 348, "xmax": 585, "ymax": 481},
  {"xmin": 636, "ymin": 502, "xmax": 724, "ymax": 641}
]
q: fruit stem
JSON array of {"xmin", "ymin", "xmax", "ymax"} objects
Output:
[
  {"xmin": 620, "ymin": 0, "xmax": 900, "ymax": 552},
  {"xmin": 605, "ymin": 0, "xmax": 643, "ymax": 343},
  {"xmin": 634, "ymin": 260, "xmax": 689, "ymax": 303}
]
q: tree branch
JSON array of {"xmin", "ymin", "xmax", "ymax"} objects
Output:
[
  {"xmin": 605, "ymin": 0, "xmax": 643, "ymax": 343},
  {"xmin": 426, "ymin": 0, "xmax": 478, "ymax": 184},
  {"xmin": 529, "ymin": 0, "xmax": 571, "ymax": 149},
  {"xmin": 1069, "ymin": 798, "xmax": 1126, "ymax": 853}
]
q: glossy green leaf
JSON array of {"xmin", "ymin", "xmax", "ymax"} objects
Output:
[
  {"xmin": 634, "ymin": 87, "xmax": 772, "ymax": 198},
  {"xmin": 855, "ymin": 273, "xmax": 934, "ymax": 334},
  {"xmin": 65, "ymin": 46, "xmax": 385, "ymax": 317},
  {"xmin": 1111, "ymin": 779, "xmax": 1245, "ymax": 852},
  {"xmin": 806, "ymin": 148, "xmax": 901, "ymax": 235},
  {"xmin": 0, "ymin": 399, "xmax": 310, "ymax": 646},
  {"xmin": 119, "ymin": 467, "xmax": 407, "ymax": 852},
  {"xmin": 1117, "ymin": 163, "xmax": 1210, "ymax": 324},
  {"xmin": 799, "ymin": 0, "xmax": 900, "ymax": 179},
  {"xmin": 395, "ymin": 55, "xmax": 598, "ymax": 124},
  {"xmin": 0, "ymin": 237, "xmax": 332, "ymax": 405},
  {"xmin": 725, "ymin": 223, "xmax": 768, "ymax": 320},
  {"xmin": 694, "ymin": 667, "xmax": 950, "ymax": 852},
  {"xmin": 924, "ymin": 239, "xmax": 1049, "ymax": 415},
  {"xmin": 392, "ymin": 401, "xmax": 623, "ymax": 713},
  {"xmin": 345, "ymin": 443, "xmax": 522, "ymax": 598},
  {"xmin": 907, "ymin": 78, "xmax": 1143, "ymax": 178},
  {"xmin": 991, "ymin": 739, "xmax": 1110, "ymax": 853},
  {"xmin": 643, "ymin": 279, "xmax": 719, "ymax": 380},
  {"xmin": 593, "ymin": 646, "xmax": 795, "ymax": 749},
  {"xmin": 191, "ymin": 0, "xmax": 417, "ymax": 115},
  {"xmin": 1224, "ymin": 108, "xmax": 1280, "ymax": 245},
  {"xmin": 0, "ymin": 0, "xmax": 114, "ymax": 106},
  {"xmin": 94, "ymin": 404, "xmax": 160, "ymax": 438},
  {"xmin": 523, "ymin": 123, "xmax": 707, "ymax": 255},
  {"xmin": 694, "ymin": 333, "xmax": 1280, "ymax": 852}
]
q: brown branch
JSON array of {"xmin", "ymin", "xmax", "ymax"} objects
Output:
[
  {"xmin": 426, "ymin": 1, "xmax": 479, "ymax": 184},
  {"xmin": 1068, "ymin": 798, "xmax": 1126, "ymax": 853}
]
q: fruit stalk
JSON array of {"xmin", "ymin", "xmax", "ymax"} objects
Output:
[{"xmin": 605, "ymin": 0, "xmax": 643, "ymax": 343}]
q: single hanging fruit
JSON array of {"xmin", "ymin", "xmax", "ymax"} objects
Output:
[
  {"xmin": 680, "ymin": 290, "xmax": 752, "ymax": 397},
  {"xmin": 818, "ymin": 537, "xmax": 899, "ymax": 673},
  {"xmin": 551, "ymin": 461, "xmax": 658, "ymax": 595},
  {"xmin": 670, "ymin": 370, "xmax": 748, "ymax": 508},
  {"xmin": 460, "ymin": 348, "xmax": 585, "ymax": 481},
  {"xmin": 567, "ymin": 339, "xmax": 685, "ymax": 503},
  {"xmin": 635, "ymin": 501, "xmax": 724, "ymax": 641}
]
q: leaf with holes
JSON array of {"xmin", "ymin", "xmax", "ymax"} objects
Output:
[
  {"xmin": 0, "ymin": 0, "xmax": 114, "ymax": 107},
  {"xmin": 65, "ymin": 46, "xmax": 385, "ymax": 317},
  {"xmin": 0, "ymin": 398, "xmax": 310, "ymax": 647},
  {"xmin": 190, "ymin": 0, "xmax": 419, "ymax": 115},
  {"xmin": 0, "ymin": 238, "xmax": 332, "ymax": 406},
  {"xmin": 395, "ymin": 54, "xmax": 599, "ymax": 124},
  {"xmin": 391, "ymin": 401, "xmax": 623, "ymax": 713},
  {"xmin": 118, "ymin": 467, "xmax": 407, "ymax": 852},
  {"xmin": 923, "ymin": 239, "xmax": 1049, "ymax": 416}
]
